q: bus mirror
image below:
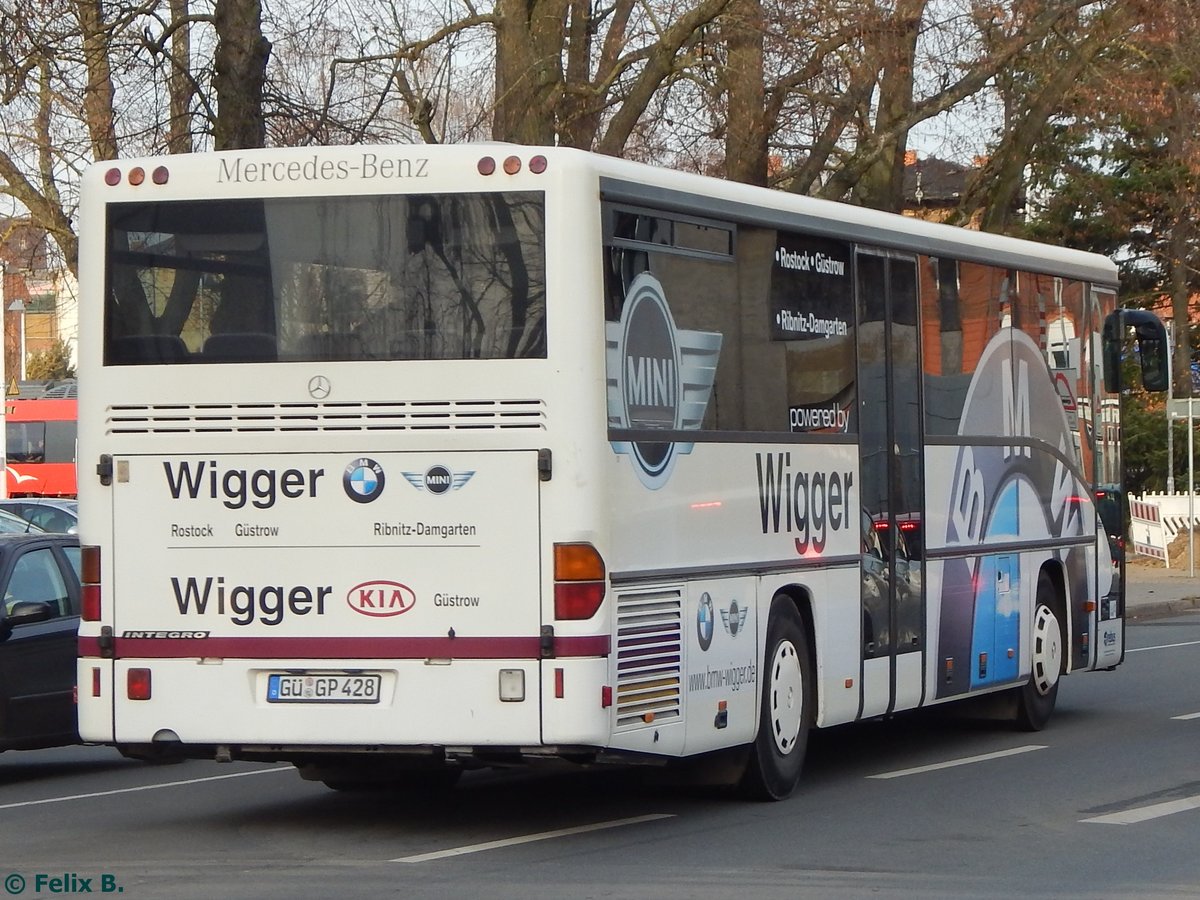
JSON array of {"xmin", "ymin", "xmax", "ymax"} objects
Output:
[{"xmin": 1102, "ymin": 309, "xmax": 1169, "ymax": 393}]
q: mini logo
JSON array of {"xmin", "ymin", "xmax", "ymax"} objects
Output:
[
  {"xmin": 697, "ymin": 592, "xmax": 715, "ymax": 651},
  {"xmin": 606, "ymin": 273, "xmax": 722, "ymax": 490},
  {"xmin": 343, "ymin": 458, "xmax": 385, "ymax": 503},
  {"xmin": 720, "ymin": 600, "xmax": 748, "ymax": 637},
  {"xmin": 308, "ymin": 375, "xmax": 332, "ymax": 399},
  {"xmin": 347, "ymin": 580, "xmax": 416, "ymax": 617},
  {"xmin": 402, "ymin": 465, "xmax": 475, "ymax": 495}
]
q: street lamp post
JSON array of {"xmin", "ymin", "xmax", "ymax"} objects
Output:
[
  {"xmin": 1167, "ymin": 321, "xmax": 1175, "ymax": 493},
  {"xmin": 6, "ymin": 298, "xmax": 25, "ymax": 382},
  {"xmin": 1168, "ymin": 396, "xmax": 1198, "ymax": 577}
]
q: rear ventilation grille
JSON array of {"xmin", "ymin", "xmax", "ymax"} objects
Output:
[
  {"xmin": 106, "ymin": 400, "xmax": 546, "ymax": 434},
  {"xmin": 614, "ymin": 588, "xmax": 683, "ymax": 730}
]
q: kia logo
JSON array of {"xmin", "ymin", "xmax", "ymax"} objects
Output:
[{"xmin": 347, "ymin": 580, "xmax": 416, "ymax": 617}]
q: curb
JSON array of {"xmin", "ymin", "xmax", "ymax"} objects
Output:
[{"xmin": 1128, "ymin": 597, "xmax": 1200, "ymax": 621}]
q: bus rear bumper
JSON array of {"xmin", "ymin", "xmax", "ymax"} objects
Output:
[{"xmin": 95, "ymin": 656, "xmax": 613, "ymax": 750}]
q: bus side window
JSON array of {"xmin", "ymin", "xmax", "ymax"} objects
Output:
[{"xmin": 6, "ymin": 422, "xmax": 45, "ymax": 464}]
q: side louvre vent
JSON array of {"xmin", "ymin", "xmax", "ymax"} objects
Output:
[{"xmin": 614, "ymin": 588, "xmax": 682, "ymax": 730}]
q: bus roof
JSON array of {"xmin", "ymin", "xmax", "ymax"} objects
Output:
[{"xmin": 84, "ymin": 143, "xmax": 1117, "ymax": 287}]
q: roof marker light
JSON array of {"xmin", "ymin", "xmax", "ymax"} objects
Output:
[
  {"xmin": 503, "ymin": 155, "xmax": 521, "ymax": 175},
  {"xmin": 477, "ymin": 156, "xmax": 496, "ymax": 175},
  {"xmin": 529, "ymin": 155, "xmax": 548, "ymax": 174},
  {"xmin": 128, "ymin": 167, "xmax": 145, "ymax": 186},
  {"xmin": 104, "ymin": 168, "xmax": 121, "ymax": 186},
  {"xmin": 152, "ymin": 166, "xmax": 170, "ymax": 185}
]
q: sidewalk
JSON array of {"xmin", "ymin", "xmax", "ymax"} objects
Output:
[{"xmin": 1126, "ymin": 561, "xmax": 1200, "ymax": 620}]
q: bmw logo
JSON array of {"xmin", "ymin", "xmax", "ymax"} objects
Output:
[
  {"xmin": 697, "ymin": 592, "xmax": 715, "ymax": 652},
  {"xmin": 343, "ymin": 458, "xmax": 385, "ymax": 503}
]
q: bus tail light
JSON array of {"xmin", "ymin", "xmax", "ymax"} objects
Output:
[
  {"xmin": 81, "ymin": 545, "xmax": 102, "ymax": 621},
  {"xmin": 127, "ymin": 669, "xmax": 152, "ymax": 700},
  {"xmin": 553, "ymin": 543, "xmax": 605, "ymax": 620}
]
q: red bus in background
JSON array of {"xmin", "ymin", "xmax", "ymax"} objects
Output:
[{"xmin": 5, "ymin": 398, "xmax": 78, "ymax": 497}]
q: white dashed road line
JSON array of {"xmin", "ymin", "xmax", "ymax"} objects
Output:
[
  {"xmin": 0, "ymin": 766, "xmax": 292, "ymax": 811},
  {"xmin": 392, "ymin": 813, "xmax": 676, "ymax": 863},
  {"xmin": 867, "ymin": 745, "xmax": 1047, "ymax": 780},
  {"xmin": 1082, "ymin": 795, "xmax": 1200, "ymax": 825}
]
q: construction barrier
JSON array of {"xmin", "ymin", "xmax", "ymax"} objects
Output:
[{"xmin": 1130, "ymin": 498, "xmax": 1168, "ymax": 563}]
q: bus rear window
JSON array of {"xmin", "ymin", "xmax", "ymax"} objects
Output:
[{"xmin": 104, "ymin": 193, "xmax": 547, "ymax": 364}]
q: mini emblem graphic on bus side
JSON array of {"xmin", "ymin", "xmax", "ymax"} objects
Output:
[
  {"xmin": 697, "ymin": 592, "xmax": 715, "ymax": 651},
  {"xmin": 343, "ymin": 458, "xmax": 385, "ymax": 503},
  {"xmin": 401, "ymin": 465, "xmax": 475, "ymax": 495},
  {"xmin": 605, "ymin": 272, "xmax": 723, "ymax": 490},
  {"xmin": 720, "ymin": 600, "xmax": 748, "ymax": 637},
  {"xmin": 308, "ymin": 375, "xmax": 332, "ymax": 399},
  {"xmin": 347, "ymin": 580, "xmax": 416, "ymax": 617}
]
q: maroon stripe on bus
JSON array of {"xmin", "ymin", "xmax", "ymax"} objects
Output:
[{"xmin": 79, "ymin": 634, "xmax": 610, "ymax": 660}]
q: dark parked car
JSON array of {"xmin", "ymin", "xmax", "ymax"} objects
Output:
[{"xmin": 0, "ymin": 533, "xmax": 81, "ymax": 751}]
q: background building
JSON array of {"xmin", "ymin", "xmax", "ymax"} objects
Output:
[{"xmin": 1, "ymin": 218, "xmax": 77, "ymax": 387}]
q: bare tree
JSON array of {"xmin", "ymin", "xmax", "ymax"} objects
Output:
[{"xmin": 0, "ymin": 0, "xmax": 1193, "ymax": 278}]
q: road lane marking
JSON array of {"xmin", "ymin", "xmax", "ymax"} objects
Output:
[
  {"xmin": 1171, "ymin": 711, "xmax": 1200, "ymax": 720},
  {"xmin": 392, "ymin": 813, "xmax": 676, "ymax": 862},
  {"xmin": 1082, "ymin": 795, "xmax": 1200, "ymax": 825},
  {"xmin": 867, "ymin": 745, "xmax": 1047, "ymax": 780},
  {"xmin": 1127, "ymin": 639, "xmax": 1200, "ymax": 654},
  {"xmin": 0, "ymin": 765, "xmax": 292, "ymax": 811}
]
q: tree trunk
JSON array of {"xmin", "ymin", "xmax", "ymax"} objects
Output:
[
  {"xmin": 212, "ymin": 0, "xmax": 271, "ymax": 150},
  {"xmin": 167, "ymin": 0, "xmax": 196, "ymax": 154},
  {"xmin": 492, "ymin": 0, "xmax": 568, "ymax": 144},
  {"xmin": 76, "ymin": 0, "xmax": 118, "ymax": 161},
  {"xmin": 850, "ymin": 0, "xmax": 924, "ymax": 211},
  {"xmin": 722, "ymin": 0, "xmax": 767, "ymax": 185}
]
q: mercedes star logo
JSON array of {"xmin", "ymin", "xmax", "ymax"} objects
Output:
[{"xmin": 308, "ymin": 375, "xmax": 331, "ymax": 400}]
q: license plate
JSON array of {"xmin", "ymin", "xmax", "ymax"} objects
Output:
[{"xmin": 266, "ymin": 673, "xmax": 381, "ymax": 704}]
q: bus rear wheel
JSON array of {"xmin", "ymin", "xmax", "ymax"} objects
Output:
[
  {"xmin": 1015, "ymin": 573, "xmax": 1062, "ymax": 731},
  {"xmin": 740, "ymin": 596, "xmax": 812, "ymax": 801}
]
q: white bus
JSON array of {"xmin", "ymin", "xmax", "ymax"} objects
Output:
[{"xmin": 75, "ymin": 145, "xmax": 1166, "ymax": 799}]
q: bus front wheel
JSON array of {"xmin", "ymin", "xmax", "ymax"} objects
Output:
[{"xmin": 740, "ymin": 595, "xmax": 812, "ymax": 801}]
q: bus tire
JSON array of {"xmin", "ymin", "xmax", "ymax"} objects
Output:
[
  {"xmin": 1015, "ymin": 573, "xmax": 1062, "ymax": 732},
  {"xmin": 740, "ymin": 596, "xmax": 812, "ymax": 801}
]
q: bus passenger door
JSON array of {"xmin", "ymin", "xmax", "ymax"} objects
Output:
[{"xmin": 856, "ymin": 250, "xmax": 925, "ymax": 718}]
